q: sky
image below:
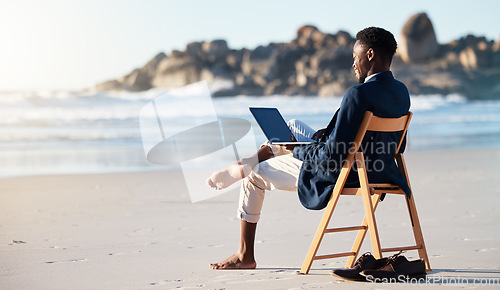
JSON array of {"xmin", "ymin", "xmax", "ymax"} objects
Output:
[{"xmin": 1, "ymin": 0, "xmax": 499, "ymax": 91}]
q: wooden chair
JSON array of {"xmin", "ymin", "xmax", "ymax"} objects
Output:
[{"xmin": 300, "ymin": 111, "xmax": 431, "ymax": 274}]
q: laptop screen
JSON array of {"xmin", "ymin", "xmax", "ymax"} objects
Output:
[{"xmin": 249, "ymin": 107, "xmax": 293, "ymax": 143}]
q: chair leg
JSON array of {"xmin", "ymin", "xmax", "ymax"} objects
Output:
[
  {"xmin": 406, "ymin": 195, "xmax": 431, "ymax": 271},
  {"xmin": 300, "ymin": 186, "xmax": 344, "ymax": 274},
  {"xmin": 362, "ymin": 188, "xmax": 382, "ymax": 259},
  {"xmin": 345, "ymin": 193, "xmax": 382, "ymax": 268},
  {"xmin": 396, "ymin": 153, "xmax": 431, "ymax": 271},
  {"xmin": 356, "ymin": 152, "xmax": 382, "ymax": 259}
]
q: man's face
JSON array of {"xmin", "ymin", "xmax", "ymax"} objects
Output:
[{"xmin": 352, "ymin": 40, "xmax": 370, "ymax": 84}]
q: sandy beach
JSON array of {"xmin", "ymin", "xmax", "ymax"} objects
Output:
[{"xmin": 1, "ymin": 148, "xmax": 500, "ymax": 289}]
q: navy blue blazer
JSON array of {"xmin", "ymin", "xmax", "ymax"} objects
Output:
[{"xmin": 293, "ymin": 71, "xmax": 411, "ymax": 210}]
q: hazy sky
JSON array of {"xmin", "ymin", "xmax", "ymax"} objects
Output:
[{"xmin": 1, "ymin": 0, "xmax": 499, "ymax": 91}]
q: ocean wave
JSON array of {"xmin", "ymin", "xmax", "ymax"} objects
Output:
[
  {"xmin": 0, "ymin": 89, "xmax": 498, "ymax": 178},
  {"xmin": 0, "ymin": 89, "xmax": 497, "ymax": 130},
  {"xmin": 409, "ymin": 93, "xmax": 467, "ymax": 111}
]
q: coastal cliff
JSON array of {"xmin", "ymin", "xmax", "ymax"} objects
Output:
[{"xmin": 95, "ymin": 13, "xmax": 500, "ymax": 99}]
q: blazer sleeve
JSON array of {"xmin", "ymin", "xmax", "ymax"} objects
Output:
[{"xmin": 293, "ymin": 87, "xmax": 368, "ymax": 168}]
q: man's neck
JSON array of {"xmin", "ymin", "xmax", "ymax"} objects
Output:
[
  {"xmin": 364, "ymin": 71, "xmax": 383, "ymax": 82},
  {"xmin": 366, "ymin": 61, "xmax": 391, "ymax": 80}
]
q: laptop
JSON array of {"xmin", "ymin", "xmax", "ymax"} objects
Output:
[{"xmin": 249, "ymin": 107, "xmax": 317, "ymax": 145}]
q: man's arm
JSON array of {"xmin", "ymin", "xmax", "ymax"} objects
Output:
[{"xmin": 293, "ymin": 87, "xmax": 368, "ymax": 167}]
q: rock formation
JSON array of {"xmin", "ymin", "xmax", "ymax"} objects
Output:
[
  {"xmin": 96, "ymin": 52, "xmax": 166, "ymax": 91},
  {"xmin": 399, "ymin": 13, "xmax": 439, "ymax": 63},
  {"xmin": 95, "ymin": 13, "xmax": 500, "ymax": 99}
]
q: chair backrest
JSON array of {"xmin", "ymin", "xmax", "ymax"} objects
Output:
[
  {"xmin": 351, "ymin": 111, "xmax": 412, "ymax": 156},
  {"xmin": 334, "ymin": 111, "xmax": 412, "ymax": 187}
]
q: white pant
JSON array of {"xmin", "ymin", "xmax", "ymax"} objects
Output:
[{"xmin": 238, "ymin": 119, "xmax": 316, "ymax": 223}]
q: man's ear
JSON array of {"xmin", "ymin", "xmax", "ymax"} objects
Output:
[{"xmin": 367, "ymin": 48, "xmax": 375, "ymax": 61}]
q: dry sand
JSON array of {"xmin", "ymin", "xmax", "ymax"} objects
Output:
[{"xmin": 1, "ymin": 148, "xmax": 500, "ymax": 289}]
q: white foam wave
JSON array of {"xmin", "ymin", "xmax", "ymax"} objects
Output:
[
  {"xmin": 410, "ymin": 93, "xmax": 467, "ymax": 111},
  {"xmin": 0, "ymin": 89, "xmax": 497, "ymax": 136},
  {"xmin": 0, "ymin": 89, "xmax": 498, "ymax": 178}
]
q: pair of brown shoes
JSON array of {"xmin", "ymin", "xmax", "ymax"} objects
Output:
[{"xmin": 331, "ymin": 252, "xmax": 426, "ymax": 282}]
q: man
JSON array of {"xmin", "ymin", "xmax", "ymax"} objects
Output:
[{"xmin": 209, "ymin": 27, "xmax": 411, "ymax": 269}]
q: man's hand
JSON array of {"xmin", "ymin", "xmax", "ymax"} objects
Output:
[
  {"xmin": 311, "ymin": 128, "xmax": 326, "ymax": 141},
  {"xmin": 279, "ymin": 144, "xmax": 296, "ymax": 154}
]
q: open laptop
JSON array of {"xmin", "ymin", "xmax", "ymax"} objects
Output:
[{"xmin": 249, "ymin": 107, "xmax": 317, "ymax": 145}]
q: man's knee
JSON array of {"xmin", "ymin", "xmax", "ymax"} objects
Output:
[{"xmin": 246, "ymin": 171, "xmax": 266, "ymax": 191}]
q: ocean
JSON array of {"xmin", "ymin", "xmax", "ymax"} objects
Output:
[{"xmin": 1, "ymin": 89, "xmax": 499, "ymax": 179}]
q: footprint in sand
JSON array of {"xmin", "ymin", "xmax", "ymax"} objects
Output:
[
  {"xmin": 49, "ymin": 246, "xmax": 67, "ymax": 250},
  {"xmin": 107, "ymin": 250, "xmax": 143, "ymax": 256},
  {"xmin": 150, "ymin": 279, "xmax": 184, "ymax": 286},
  {"xmin": 46, "ymin": 258, "xmax": 87, "ymax": 264},
  {"xmin": 476, "ymin": 248, "xmax": 498, "ymax": 252},
  {"xmin": 128, "ymin": 228, "xmax": 154, "ymax": 236},
  {"xmin": 9, "ymin": 240, "xmax": 26, "ymax": 245}
]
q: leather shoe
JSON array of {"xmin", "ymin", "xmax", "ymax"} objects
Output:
[
  {"xmin": 360, "ymin": 252, "xmax": 426, "ymax": 281},
  {"xmin": 330, "ymin": 252, "xmax": 388, "ymax": 281}
]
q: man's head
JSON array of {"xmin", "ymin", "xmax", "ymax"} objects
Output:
[{"xmin": 352, "ymin": 27, "xmax": 397, "ymax": 83}]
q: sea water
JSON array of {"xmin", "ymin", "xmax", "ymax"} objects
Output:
[{"xmin": 0, "ymin": 89, "xmax": 499, "ymax": 178}]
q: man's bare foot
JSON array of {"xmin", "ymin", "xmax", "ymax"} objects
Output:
[
  {"xmin": 209, "ymin": 253, "xmax": 256, "ymax": 270},
  {"xmin": 206, "ymin": 160, "xmax": 252, "ymax": 190}
]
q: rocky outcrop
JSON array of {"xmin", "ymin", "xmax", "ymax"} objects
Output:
[
  {"xmin": 95, "ymin": 52, "xmax": 166, "ymax": 91},
  {"xmin": 399, "ymin": 13, "xmax": 439, "ymax": 63},
  {"xmin": 95, "ymin": 13, "xmax": 500, "ymax": 99}
]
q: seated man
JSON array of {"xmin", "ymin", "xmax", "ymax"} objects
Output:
[{"xmin": 208, "ymin": 27, "xmax": 411, "ymax": 269}]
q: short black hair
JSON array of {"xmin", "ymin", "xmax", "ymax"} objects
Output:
[{"xmin": 356, "ymin": 27, "xmax": 397, "ymax": 62}]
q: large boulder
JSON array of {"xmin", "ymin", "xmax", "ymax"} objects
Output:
[
  {"xmin": 455, "ymin": 35, "xmax": 494, "ymax": 69},
  {"xmin": 310, "ymin": 47, "xmax": 353, "ymax": 75},
  {"xmin": 186, "ymin": 42, "xmax": 204, "ymax": 60},
  {"xmin": 200, "ymin": 63, "xmax": 232, "ymax": 82},
  {"xmin": 202, "ymin": 40, "xmax": 229, "ymax": 63},
  {"xmin": 399, "ymin": 13, "xmax": 439, "ymax": 63},
  {"xmin": 296, "ymin": 25, "xmax": 319, "ymax": 51},
  {"xmin": 94, "ymin": 79, "xmax": 121, "ymax": 91},
  {"xmin": 335, "ymin": 30, "xmax": 354, "ymax": 47},
  {"xmin": 318, "ymin": 74, "xmax": 356, "ymax": 97},
  {"xmin": 494, "ymin": 37, "xmax": 500, "ymax": 52},
  {"xmin": 241, "ymin": 45, "xmax": 279, "ymax": 85},
  {"xmin": 459, "ymin": 46, "xmax": 493, "ymax": 70},
  {"xmin": 130, "ymin": 52, "xmax": 167, "ymax": 90},
  {"xmin": 95, "ymin": 52, "xmax": 166, "ymax": 91},
  {"xmin": 295, "ymin": 26, "xmax": 354, "ymax": 51},
  {"xmin": 142, "ymin": 52, "xmax": 167, "ymax": 75},
  {"xmin": 118, "ymin": 69, "xmax": 151, "ymax": 91},
  {"xmin": 294, "ymin": 55, "xmax": 310, "ymax": 87},
  {"xmin": 152, "ymin": 56, "xmax": 201, "ymax": 88},
  {"xmin": 272, "ymin": 44, "xmax": 303, "ymax": 81},
  {"xmin": 318, "ymin": 82, "xmax": 344, "ymax": 97},
  {"xmin": 226, "ymin": 49, "xmax": 246, "ymax": 69}
]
